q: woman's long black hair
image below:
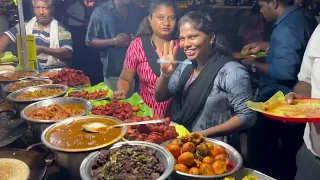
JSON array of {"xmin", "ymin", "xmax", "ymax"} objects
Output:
[
  {"xmin": 178, "ymin": 11, "xmax": 231, "ymax": 56},
  {"xmin": 135, "ymin": 0, "xmax": 178, "ymax": 38}
]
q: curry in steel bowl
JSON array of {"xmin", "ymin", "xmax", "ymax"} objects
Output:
[{"xmin": 42, "ymin": 116, "xmax": 126, "ymax": 152}]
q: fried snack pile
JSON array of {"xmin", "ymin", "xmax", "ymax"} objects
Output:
[
  {"xmin": 241, "ymin": 48, "xmax": 249, "ymax": 56},
  {"xmin": 16, "ymin": 88, "xmax": 63, "ymax": 101},
  {"xmin": 50, "ymin": 68, "xmax": 90, "ymax": 87},
  {"xmin": 7, "ymin": 80, "xmax": 50, "ymax": 92},
  {"xmin": 124, "ymin": 116, "xmax": 179, "ymax": 144},
  {"xmin": 28, "ymin": 104, "xmax": 85, "ymax": 120},
  {"xmin": 0, "ymin": 71, "xmax": 36, "ymax": 81},
  {"xmin": 167, "ymin": 133, "xmax": 235, "ymax": 176},
  {"xmin": 68, "ymin": 89, "xmax": 109, "ymax": 100},
  {"xmin": 91, "ymin": 101, "xmax": 139, "ymax": 120}
]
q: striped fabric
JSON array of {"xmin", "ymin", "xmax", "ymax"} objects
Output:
[
  {"xmin": 4, "ymin": 21, "xmax": 72, "ymax": 64},
  {"xmin": 124, "ymin": 37, "xmax": 170, "ymax": 117}
]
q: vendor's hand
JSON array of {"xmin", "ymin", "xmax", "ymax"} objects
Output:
[
  {"xmin": 285, "ymin": 92, "xmax": 303, "ymax": 104},
  {"xmin": 156, "ymin": 40, "xmax": 179, "ymax": 76},
  {"xmin": 283, "ymin": 92, "xmax": 304, "ymax": 126},
  {"xmin": 242, "ymin": 42, "xmax": 261, "ymax": 55},
  {"xmin": 36, "ymin": 46, "xmax": 45, "ymax": 55},
  {"xmin": 113, "ymin": 91, "xmax": 127, "ymax": 100},
  {"xmin": 114, "ymin": 33, "xmax": 132, "ymax": 47}
]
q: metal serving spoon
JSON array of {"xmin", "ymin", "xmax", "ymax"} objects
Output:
[{"xmin": 81, "ymin": 119, "xmax": 165, "ymax": 133}]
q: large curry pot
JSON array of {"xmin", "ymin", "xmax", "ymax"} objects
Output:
[{"xmin": 41, "ymin": 116, "xmax": 126, "ymax": 179}]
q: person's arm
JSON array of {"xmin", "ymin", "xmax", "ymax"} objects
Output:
[
  {"xmin": 285, "ymin": 25, "xmax": 320, "ymax": 103},
  {"xmin": 154, "ymin": 41, "xmax": 180, "ymax": 102},
  {"xmin": 117, "ymin": 68, "xmax": 135, "ymax": 94},
  {"xmin": 37, "ymin": 46, "xmax": 72, "ymax": 59},
  {"xmin": 293, "ymin": 26, "xmax": 320, "ymax": 97},
  {"xmin": 293, "ymin": 81, "xmax": 311, "ymax": 97},
  {"xmin": 242, "ymin": 41, "xmax": 270, "ymax": 54},
  {"xmin": 0, "ymin": 34, "xmax": 12, "ymax": 53},
  {"xmin": 266, "ymin": 26, "xmax": 303, "ymax": 80},
  {"xmin": 200, "ymin": 64, "xmax": 256, "ymax": 137},
  {"xmin": 244, "ymin": 27, "xmax": 302, "ymax": 81},
  {"xmin": 116, "ymin": 41, "xmax": 138, "ymax": 96},
  {"xmin": 0, "ymin": 24, "xmax": 19, "ymax": 53},
  {"xmin": 43, "ymin": 26, "xmax": 73, "ymax": 60},
  {"xmin": 87, "ymin": 39, "xmax": 115, "ymax": 48},
  {"xmin": 154, "ymin": 62, "xmax": 185, "ymax": 102},
  {"xmin": 85, "ymin": 9, "xmax": 114, "ymax": 48},
  {"xmin": 255, "ymin": 41, "xmax": 270, "ymax": 52},
  {"xmin": 154, "ymin": 74, "xmax": 172, "ymax": 102}
]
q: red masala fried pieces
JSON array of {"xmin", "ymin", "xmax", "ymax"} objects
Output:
[
  {"xmin": 124, "ymin": 116, "xmax": 179, "ymax": 144},
  {"xmin": 91, "ymin": 101, "xmax": 139, "ymax": 120},
  {"xmin": 50, "ymin": 68, "xmax": 90, "ymax": 87},
  {"xmin": 68, "ymin": 89, "xmax": 109, "ymax": 100}
]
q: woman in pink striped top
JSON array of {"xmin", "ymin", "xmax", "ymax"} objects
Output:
[{"xmin": 114, "ymin": 0, "xmax": 186, "ymax": 117}]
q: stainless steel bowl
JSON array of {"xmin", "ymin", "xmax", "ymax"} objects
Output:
[
  {"xmin": 41, "ymin": 116, "xmax": 127, "ymax": 179},
  {"xmin": 80, "ymin": 141, "xmax": 175, "ymax": 180},
  {"xmin": 3, "ymin": 78, "xmax": 53, "ymax": 93},
  {"xmin": 20, "ymin": 97, "xmax": 92, "ymax": 124},
  {"xmin": 163, "ymin": 138, "xmax": 243, "ymax": 180},
  {"xmin": 7, "ymin": 84, "xmax": 68, "ymax": 103},
  {"xmin": 0, "ymin": 69, "xmax": 39, "ymax": 82},
  {"xmin": 20, "ymin": 97, "xmax": 92, "ymax": 142}
]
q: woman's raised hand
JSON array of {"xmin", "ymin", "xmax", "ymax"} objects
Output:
[{"xmin": 156, "ymin": 40, "xmax": 179, "ymax": 76}]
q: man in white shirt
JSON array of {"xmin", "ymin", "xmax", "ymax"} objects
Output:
[{"xmin": 285, "ymin": 24, "xmax": 320, "ymax": 180}]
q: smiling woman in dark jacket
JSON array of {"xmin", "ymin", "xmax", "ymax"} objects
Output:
[{"xmin": 154, "ymin": 11, "xmax": 256, "ymax": 142}]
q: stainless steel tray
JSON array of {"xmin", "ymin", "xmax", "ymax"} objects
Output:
[
  {"xmin": 80, "ymin": 141, "xmax": 175, "ymax": 180},
  {"xmin": 20, "ymin": 97, "xmax": 92, "ymax": 124},
  {"xmin": 7, "ymin": 84, "xmax": 68, "ymax": 103},
  {"xmin": 228, "ymin": 168, "xmax": 276, "ymax": 180},
  {"xmin": 3, "ymin": 78, "xmax": 53, "ymax": 93}
]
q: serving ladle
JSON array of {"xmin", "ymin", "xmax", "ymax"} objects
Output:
[{"xmin": 81, "ymin": 119, "xmax": 165, "ymax": 133}]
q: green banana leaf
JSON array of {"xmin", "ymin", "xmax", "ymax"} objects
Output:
[
  {"xmin": 0, "ymin": 52, "xmax": 18, "ymax": 63},
  {"xmin": 91, "ymin": 92, "xmax": 153, "ymax": 117},
  {"xmin": 233, "ymin": 52, "xmax": 267, "ymax": 59},
  {"xmin": 251, "ymin": 52, "xmax": 267, "ymax": 58},
  {"xmin": 66, "ymin": 82, "xmax": 113, "ymax": 99}
]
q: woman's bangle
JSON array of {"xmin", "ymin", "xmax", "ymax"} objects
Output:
[
  {"xmin": 160, "ymin": 70, "xmax": 172, "ymax": 78},
  {"xmin": 113, "ymin": 38, "xmax": 117, "ymax": 47}
]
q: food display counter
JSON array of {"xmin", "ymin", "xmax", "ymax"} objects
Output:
[{"xmin": 0, "ymin": 65, "xmax": 275, "ymax": 180}]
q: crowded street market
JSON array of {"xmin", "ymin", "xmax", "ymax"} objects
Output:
[{"xmin": 0, "ymin": 0, "xmax": 319, "ymax": 179}]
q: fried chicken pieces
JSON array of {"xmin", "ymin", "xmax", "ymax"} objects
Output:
[
  {"xmin": 124, "ymin": 116, "xmax": 179, "ymax": 144},
  {"xmin": 50, "ymin": 68, "xmax": 90, "ymax": 87},
  {"xmin": 68, "ymin": 89, "xmax": 109, "ymax": 100},
  {"xmin": 91, "ymin": 101, "xmax": 139, "ymax": 120}
]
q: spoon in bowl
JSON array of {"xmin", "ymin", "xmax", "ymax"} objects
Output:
[{"xmin": 81, "ymin": 119, "xmax": 165, "ymax": 133}]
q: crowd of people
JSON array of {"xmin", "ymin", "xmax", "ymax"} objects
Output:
[{"xmin": 0, "ymin": 0, "xmax": 319, "ymax": 179}]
